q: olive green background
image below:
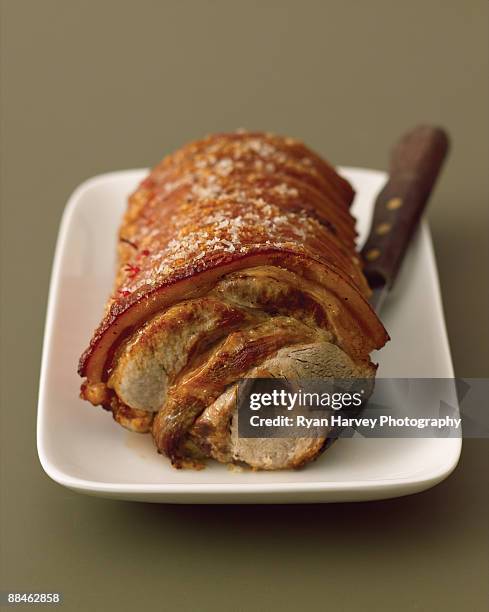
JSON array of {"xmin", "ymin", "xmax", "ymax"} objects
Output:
[{"xmin": 1, "ymin": 1, "xmax": 488, "ymax": 611}]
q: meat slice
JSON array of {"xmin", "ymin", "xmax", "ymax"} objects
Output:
[
  {"xmin": 191, "ymin": 342, "xmax": 375, "ymax": 469},
  {"xmin": 107, "ymin": 297, "xmax": 253, "ymax": 412},
  {"xmin": 152, "ymin": 317, "xmax": 326, "ymax": 465}
]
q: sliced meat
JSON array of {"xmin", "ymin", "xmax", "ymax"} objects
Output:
[
  {"xmin": 94, "ymin": 267, "xmax": 339, "ymax": 414},
  {"xmin": 191, "ymin": 342, "xmax": 376, "ymax": 469},
  {"xmin": 152, "ymin": 317, "xmax": 326, "ymax": 465},
  {"xmin": 106, "ymin": 298, "xmax": 254, "ymax": 412},
  {"xmin": 92, "ymin": 266, "xmax": 373, "ymax": 442}
]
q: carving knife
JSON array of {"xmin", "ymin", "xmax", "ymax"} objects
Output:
[{"xmin": 361, "ymin": 125, "xmax": 450, "ymax": 312}]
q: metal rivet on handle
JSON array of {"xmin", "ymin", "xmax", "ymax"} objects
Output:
[
  {"xmin": 386, "ymin": 197, "xmax": 402, "ymax": 210},
  {"xmin": 376, "ymin": 222, "xmax": 391, "ymax": 235},
  {"xmin": 366, "ymin": 248, "xmax": 381, "ymax": 261}
]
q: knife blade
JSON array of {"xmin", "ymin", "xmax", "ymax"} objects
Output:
[{"xmin": 361, "ymin": 125, "xmax": 450, "ymax": 312}]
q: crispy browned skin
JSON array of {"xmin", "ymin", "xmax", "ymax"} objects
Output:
[{"xmin": 78, "ymin": 131, "xmax": 389, "ymax": 469}]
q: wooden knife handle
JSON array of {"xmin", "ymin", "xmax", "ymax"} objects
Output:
[{"xmin": 361, "ymin": 125, "xmax": 450, "ymax": 289}]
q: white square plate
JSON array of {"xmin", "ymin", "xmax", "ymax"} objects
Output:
[{"xmin": 37, "ymin": 168, "xmax": 461, "ymax": 503}]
